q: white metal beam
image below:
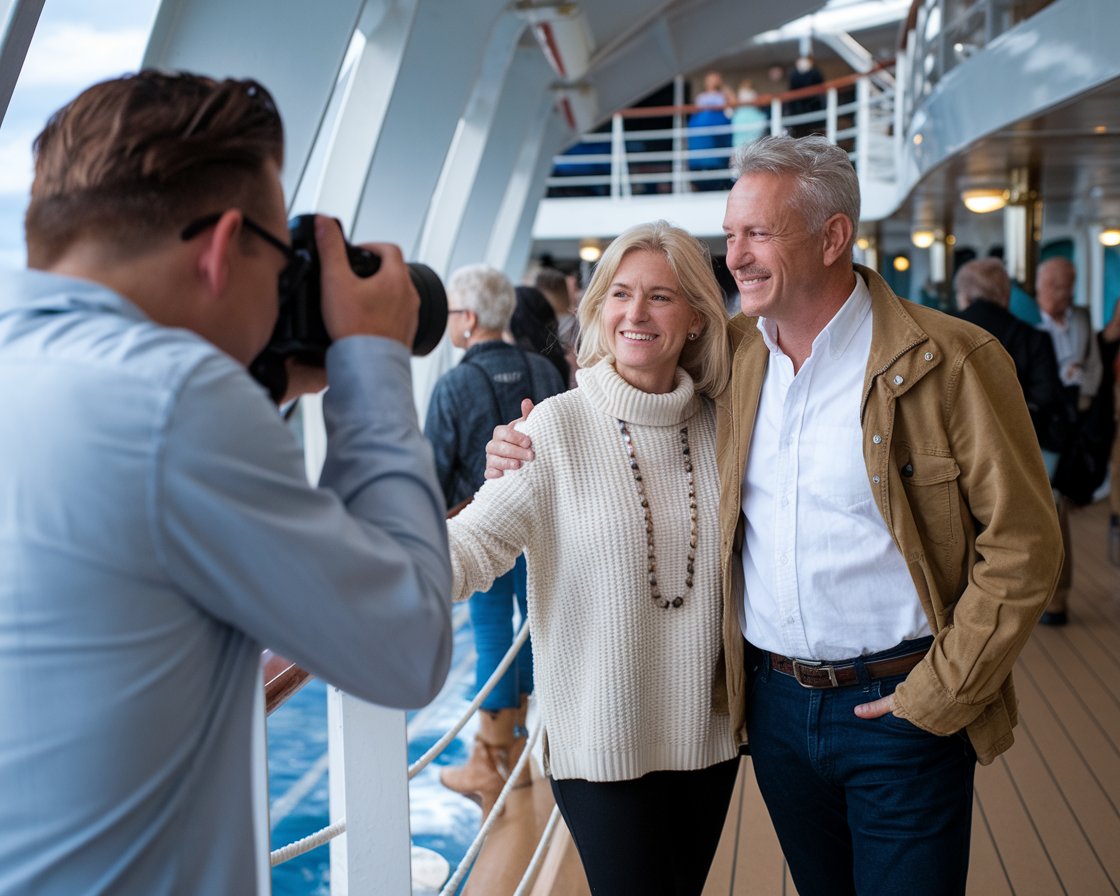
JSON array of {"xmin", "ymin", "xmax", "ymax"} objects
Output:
[
  {"xmin": 143, "ymin": 0, "xmax": 365, "ymax": 204},
  {"xmin": 348, "ymin": 0, "xmax": 510, "ymax": 256},
  {"xmin": 0, "ymin": 0, "xmax": 45, "ymax": 127},
  {"xmin": 447, "ymin": 45, "xmax": 556, "ymax": 274},
  {"xmin": 414, "ymin": 11, "xmax": 525, "ymax": 273},
  {"xmin": 502, "ymin": 110, "xmax": 572, "ymax": 280}
]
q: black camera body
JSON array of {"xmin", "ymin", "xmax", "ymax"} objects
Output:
[{"xmin": 250, "ymin": 214, "xmax": 448, "ymax": 402}]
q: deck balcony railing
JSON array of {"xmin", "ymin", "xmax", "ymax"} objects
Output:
[{"xmin": 542, "ymin": 65, "xmax": 897, "ymax": 203}]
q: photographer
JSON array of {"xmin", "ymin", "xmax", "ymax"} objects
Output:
[{"xmin": 0, "ymin": 71, "xmax": 451, "ymax": 894}]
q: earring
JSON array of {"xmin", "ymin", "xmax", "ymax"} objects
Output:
[
  {"xmin": 687, "ymin": 331, "xmax": 698, "ymax": 341},
  {"xmin": 463, "ymin": 328, "xmax": 472, "ymax": 340}
]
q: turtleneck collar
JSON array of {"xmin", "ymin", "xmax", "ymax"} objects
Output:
[{"xmin": 576, "ymin": 358, "xmax": 698, "ymax": 426}]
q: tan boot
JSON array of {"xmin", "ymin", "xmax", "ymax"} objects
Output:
[
  {"xmin": 440, "ymin": 708, "xmax": 518, "ymax": 816},
  {"xmin": 505, "ymin": 694, "xmax": 534, "ymax": 789}
]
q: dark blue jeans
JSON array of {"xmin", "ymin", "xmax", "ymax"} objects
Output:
[
  {"xmin": 471, "ymin": 554, "xmax": 532, "ymax": 711},
  {"xmin": 746, "ymin": 640, "xmax": 976, "ymax": 896}
]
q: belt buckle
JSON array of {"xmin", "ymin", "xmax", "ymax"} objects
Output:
[{"xmin": 790, "ymin": 658, "xmax": 839, "ymax": 688}]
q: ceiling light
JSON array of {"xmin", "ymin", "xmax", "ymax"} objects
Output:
[
  {"xmin": 961, "ymin": 187, "xmax": 1008, "ymax": 214},
  {"xmin": 578, "ymin": 239, "xmax": 602, "ymax": 262},
  {"xmin": 893, "ymin": 255, "xmax": 910, "ymax": 272},
  {"xmin": 911, "ymin": 229, "xmax": 935, "ymax": 249},
  {"xmin": 1099, "ymin": 228, "xmax": 1120, "ymax": 247},
  {"xmin": 856, "ymin": 236, "xmax": 871, "ymax": 251},
  {"xmin": 913, "ymin": 133, "xmax": 923, "ymax": 145}
]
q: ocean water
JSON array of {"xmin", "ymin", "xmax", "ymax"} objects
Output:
[{"xmin": 268, "ymin": 607, "xmax": 485, "ymax": 895}]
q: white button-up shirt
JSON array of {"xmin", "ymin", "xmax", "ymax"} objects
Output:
[{"xmin": 740, "ymin": 275, "xmax": 930, "ymax": 661}]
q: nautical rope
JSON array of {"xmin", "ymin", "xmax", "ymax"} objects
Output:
[
  {"xmin": 437, "ymin": 720, "xmax": 544, "ymax": 896},
  {"xmin": 269, "ymin": 819, "xmax": 346, "ymax": 866},
  {"xmin": 512, "ymin": 806, "xmax": 562, "ymax": 896},
  {"xmin": 270, "ymin": 615, "xmax": 532, "ymax": 866},
  {"xmin": 408, "ymin": 618, "xmax": 530, "ymax": 779}
]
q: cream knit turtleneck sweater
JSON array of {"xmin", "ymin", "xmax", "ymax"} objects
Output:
[{"xmin": 449, "ymin": 359, "xmax": 736, "ymax": 782}]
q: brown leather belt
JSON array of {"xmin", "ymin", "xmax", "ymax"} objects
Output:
[{"xmin": 769, "ymin": 648, "xmax": 926, "ymax": 689}]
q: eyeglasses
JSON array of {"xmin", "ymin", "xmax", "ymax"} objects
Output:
[{"xmin": 181, "ymin": 212, "xmax": 310, "ymax": 299}]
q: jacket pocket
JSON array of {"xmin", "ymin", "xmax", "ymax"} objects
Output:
[{"xmin": 898, "ymin": 453, "xmax": 961, "ymax": 546}]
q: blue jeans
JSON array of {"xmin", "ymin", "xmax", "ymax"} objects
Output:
[
  {"xmin": 471, "ymin": 554, "xmax": 532, "ymax": 711},
  {"xmin": 746, "ymin": 640, "xmax": 976, "ymax": 896}
]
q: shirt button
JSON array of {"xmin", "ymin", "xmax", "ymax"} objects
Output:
[
  {"xmin": 924, "ymin": 352, "xmax": 934, "ymax": 361},
  {"xmin": 872, "ymin": 434, "xmax": 883, "ymax": 444},
  {"xmin": 872, "ymin": 475, "xmax": 881, "ymax": 484},
  {"xmin": 893, "ymin": 375, "xmax": 904, "ymax": 385}
]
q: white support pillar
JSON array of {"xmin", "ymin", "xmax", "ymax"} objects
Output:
[
  {"xmin": 503, "ymin": 112, "xmax": 571, "ymax": 278},
  {"xmin": 414, "ymin": 11, "xmax": 524, "ymax": 273},
  {"xmin": 328, "ymin": 688, "xmax": 412, "ymax": 896},
  {"xmin": 826, "ymin": 86, "xmax": 838, "ymax": 143},
  {"xmin": 610, "ymin": 113, "xmax": 626, "ymax": 199},
  {"xmin": 672, "ymin": 74, "xmax": 685, "ymax": 194},
  {"xmin": 299, "ymin": 0, "xmax": 424, "ymax": 227},
  {"xmin": 142, "ymin": 0, "xmax": 366, "ymax": 203},
  {"xmin": 1087, "ymin": 225, "xmax": 1106, "ymax": 327},
  {"xmin": 251, "ymin": 683, "xmax": 271, "ymax": 896},
  {"xmin": 446, "ymin": 45, "xmax": 556, "ymax": 274},
  {"xmin": 349, "ymin": 0, "xmax": 510, "ymax": 255},
  {"xmin": 486, "ymin": 101, "xmax": 564, "ymax": 275},
  {"xmin": 855, "ymin": 77, "xmax": 870, "ymax": 184},
  {"xmin": 0, "ymin": 0, "xmax": 45, "ymax": 127}
]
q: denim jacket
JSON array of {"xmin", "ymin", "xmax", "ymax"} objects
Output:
[{"xmin": 425, "ymin": 340, "xmax": 566, "ymax": 508}]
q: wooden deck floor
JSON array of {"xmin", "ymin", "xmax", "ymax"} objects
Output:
[{"xmin": 466, "ymin": 499, "xmax": 1120, "ymax": 896}]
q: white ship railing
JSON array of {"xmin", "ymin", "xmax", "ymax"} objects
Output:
[
  {"xmin": 266, "ymin": 616, "xmax": 560, "ymax": 894},
  {"xmin": 542, "ymin": 64, "xmax": 896, "ymax": 202}
]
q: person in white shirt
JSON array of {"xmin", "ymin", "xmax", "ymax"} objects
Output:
[
  {"xmin": 487, "ymin": 137, "xmax": 1062, "ymax": 896},
  {"xmin": 1035, "ymin": 256, "xmax": 1103, "ymax": 624}
]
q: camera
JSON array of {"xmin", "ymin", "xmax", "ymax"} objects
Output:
[{"xmin": 249, "ymin": 214, "xmax": 448, "ymax": 402}]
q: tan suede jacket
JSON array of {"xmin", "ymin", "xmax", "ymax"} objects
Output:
[{"xmin": 714, "ymin": 265, "xmax": 1063, "ymax": 764}]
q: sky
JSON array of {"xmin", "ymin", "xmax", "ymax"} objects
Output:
[{"xmin": 0, "ymin": 0, "xmax": 158, "ymax": 269}]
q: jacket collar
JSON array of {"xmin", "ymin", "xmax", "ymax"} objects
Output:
[
  {"xmin": 858, "ymin": 263, "xmax": 939, "ymax": 411},
  {"xmin": 719, "ymin": 264, "xmax": 940, "ymax": 417}
]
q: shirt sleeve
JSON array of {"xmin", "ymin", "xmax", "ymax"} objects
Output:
[{"xmin": 156, "ymin": 336, "xmax": 452, "ymax": 709}]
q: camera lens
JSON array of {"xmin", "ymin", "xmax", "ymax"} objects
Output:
[{"xmin": 249, "ymin": 215, "xmax": 448, "ymax": 403}]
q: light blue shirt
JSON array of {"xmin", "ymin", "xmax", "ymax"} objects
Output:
[{"xmin": 0, "ymin": 269, "xmax": 452, "ymax": 894}]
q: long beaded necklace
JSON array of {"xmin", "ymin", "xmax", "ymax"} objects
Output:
[{"xmin": 617, "ymin": 420, "xmax": 696, "ymax": 609}]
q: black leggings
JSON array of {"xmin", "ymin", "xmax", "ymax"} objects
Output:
[{"xmin": 550, "ymin": 758, "xmax": 740, "ymax": 896}]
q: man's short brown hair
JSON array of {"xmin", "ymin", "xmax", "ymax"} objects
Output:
[{"xmin": 25, "ymin": 70, "xmax": 285, "ymax": 267}]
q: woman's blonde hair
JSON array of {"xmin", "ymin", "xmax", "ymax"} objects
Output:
[{"xmin": 576, "ymin": 220, "xmax": 730, "ymax": 397}]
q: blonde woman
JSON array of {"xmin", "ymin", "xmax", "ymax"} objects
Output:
[{"xmin": 448, "ymin": 221, "xmax": 742, "ymax": 895}]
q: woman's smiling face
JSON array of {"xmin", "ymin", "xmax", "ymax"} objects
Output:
[{"xmin": 602, "ymin": 249, "xmax": 699, "ymax": 394}]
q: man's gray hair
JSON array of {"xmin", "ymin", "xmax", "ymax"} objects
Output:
[
  {"xmin": 447, "ymin": 263, "xmax": 517, "ymax": 332},
  {"xmin": 731, "ymin": 135, "xmax": 861, "ymax": 241}
]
